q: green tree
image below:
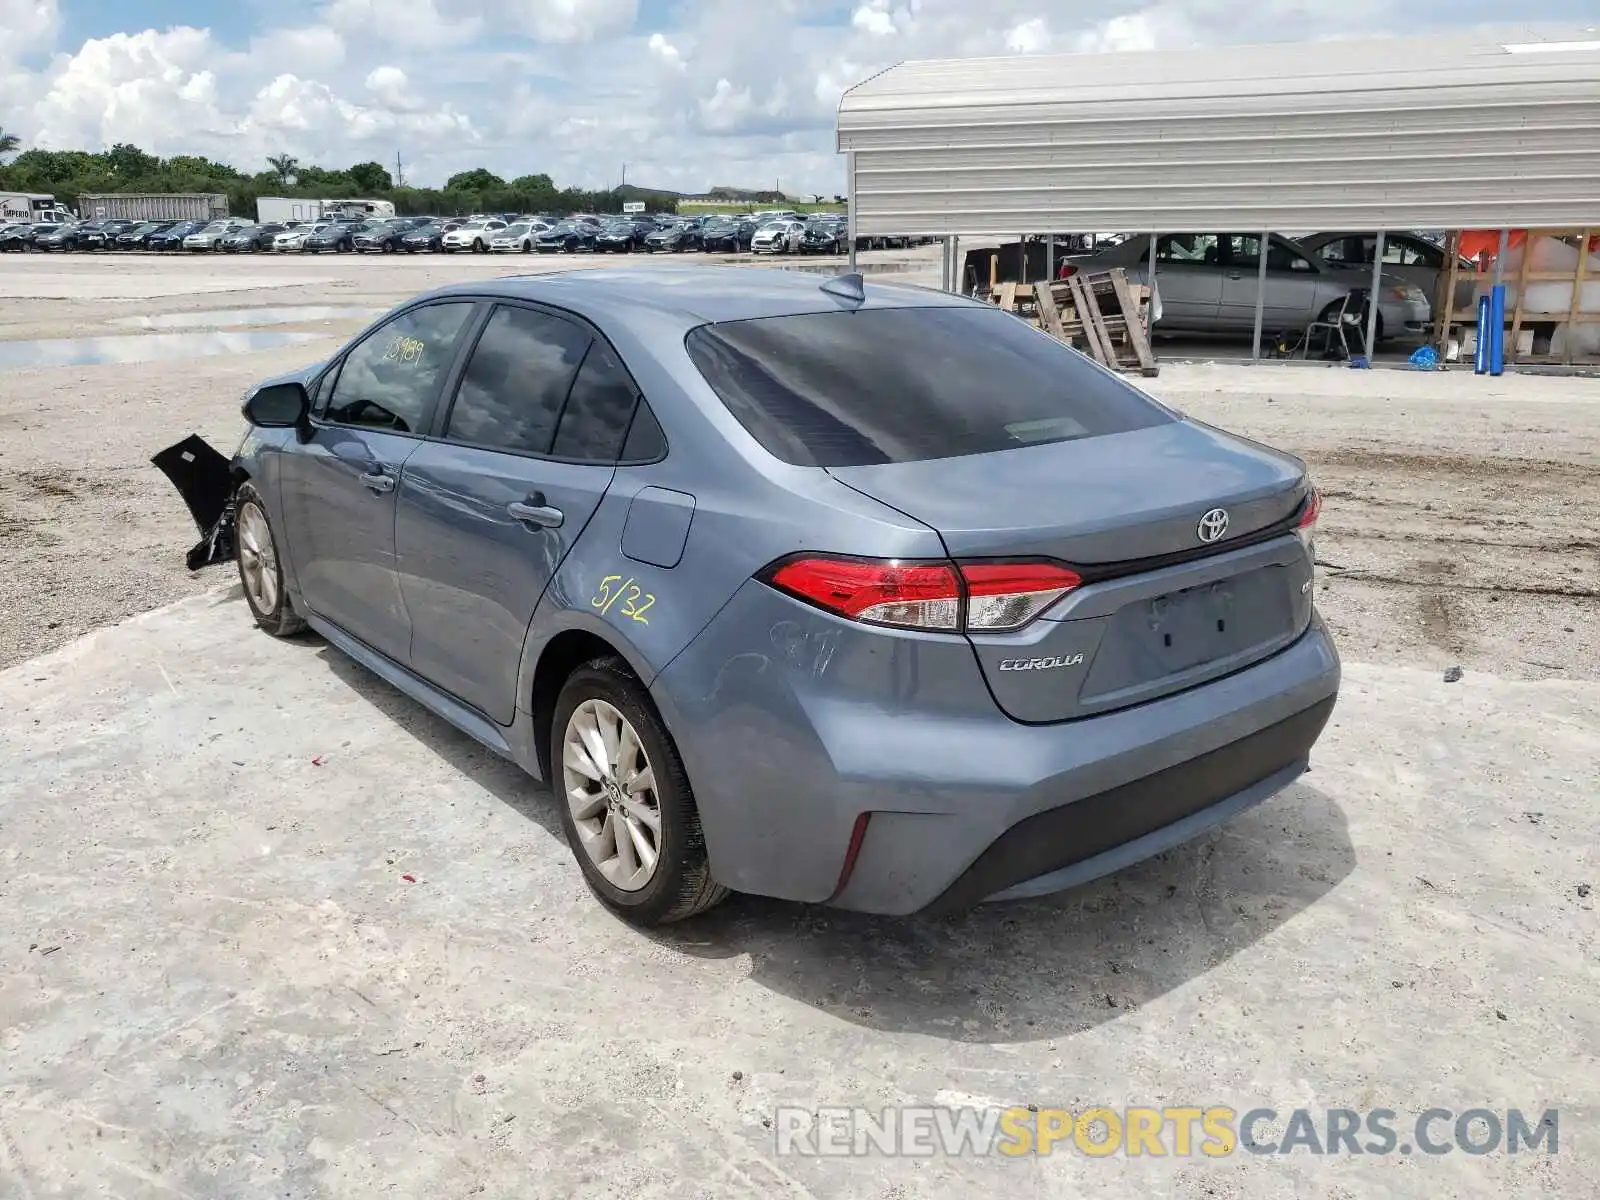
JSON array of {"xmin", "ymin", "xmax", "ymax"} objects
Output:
[
  {"xmin": 266, "ymin": 154, "xmax": 299, "ymax": 185},
  {"xmin": 105, "ymin": 142, "xmax": 159, "ymax": 178},
  {"xmin": 0, "ymin": 128, "xmax": 19, "ymax": 157},
  {"xmin": 445, "ymin": 167, "xmax": 505, "ymax": 192},
  {"xmin": 346, "ymin": 161, "xmax": 394, "ymax": 192}
]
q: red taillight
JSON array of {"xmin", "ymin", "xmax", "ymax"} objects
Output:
[
  {"xmin": 960, "ymin": 561, "xmax": 1083, "ymax": 630},
  {"xmin": 765, "ymin": 556, "xmax": 1080, "ymax": 633},
  {"xmin": 768, "ymin": 557, "xmax": 962, "ymax": 630},
  {"xmin": 1297, "ymin": 488, "xmax": 1321, "ymax": 549}
]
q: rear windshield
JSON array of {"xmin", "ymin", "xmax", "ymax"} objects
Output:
[{"xmin": 684, "ymin": 306, "xmax": 1173, "ymax": 467}]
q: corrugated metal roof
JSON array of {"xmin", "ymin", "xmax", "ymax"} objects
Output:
[{"xmin": 837, "ymin": 28, "xmax": 1600, "ymax": 234}]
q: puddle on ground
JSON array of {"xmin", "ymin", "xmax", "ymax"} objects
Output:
[
  {"xmin": 111, "ymin": 305, "xmax": 384, "ymax": 330},
  {"xmin": 0, "ymin": 330, "xmax": 325, "ymax": 370}
]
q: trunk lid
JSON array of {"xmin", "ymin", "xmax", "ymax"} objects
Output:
[{"xmin": 828, "ymin": 419, "xmax": 1314, "ymax": 722}]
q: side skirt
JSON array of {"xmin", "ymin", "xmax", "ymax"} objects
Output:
[{"xmin": 305, "ymin": 613, "xmax": 516, "ymax": 761}]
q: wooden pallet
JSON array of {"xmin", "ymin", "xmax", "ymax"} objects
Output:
[
  {"xmin": 990, "ymin": 268, "xmax": 1157, "ymax": 376},
  {"xmin": 1434, "ymin": 228, "xmax": 1600, "ymax": 367}
]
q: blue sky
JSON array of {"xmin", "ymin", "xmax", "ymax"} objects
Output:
[{"xmin": 4, "ymin": 3, "xmax": 1596, "ymax": 195}]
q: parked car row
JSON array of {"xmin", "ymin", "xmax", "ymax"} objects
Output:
[
  {"xmin": 0, "ymin": 210, "xmax": 858, "ymax": 258},
  {"xmin": 952, "ymin": 229, "xmax": 1464, "ymax": 345}
]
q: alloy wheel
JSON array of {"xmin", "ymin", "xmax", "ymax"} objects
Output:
[
  {"xmin": 236, "ymin": 502, "xmax": 279, "ymax": 614},
  {"xmin": 562, "ymin": 698, "xmax": 661, "ymax": 892}
]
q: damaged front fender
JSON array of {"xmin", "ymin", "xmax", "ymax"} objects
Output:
[{"xmin": 151, "ymin": 434, "xmax": 238, "ymax": 571}]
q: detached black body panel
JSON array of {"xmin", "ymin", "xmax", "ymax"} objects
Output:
[{"xmin": 152, "ymin": 434, "xmax": 236, "ymax": 570}]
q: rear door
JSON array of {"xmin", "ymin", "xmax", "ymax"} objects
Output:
[
  {"xmin": 396, "ymin": 303, "xmax": 638, "ymax": 723},
  {"xmin": 1220, "ymin": 234, "xmax": 1324, "ymax": 331},
  {"xmin": 1145, "ymin": 235, "xmax": 1223, "ymax": 329},
  {"xmin": 277, "ymin": 301, "xmax": 479, "ymax": 663}
]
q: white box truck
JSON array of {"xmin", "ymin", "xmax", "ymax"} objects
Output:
[
  {"xmin": 256, "ymin": 197, "xmax": 396, "ymax": 224},
  {"xmin": 1, "ymin": 193, "xmax": 75, "ymax": 223}
]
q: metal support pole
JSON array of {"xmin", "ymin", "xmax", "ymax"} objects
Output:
[
  {"xmin": 846, "ymin": 152, "xmax": 857, "ymax": 272},
  {"xmin": 1365, "ymin": 231, "xmax": 1385, "ymax": 358},
  {"xmin": 943, "ymin": 236, "xmax": 954, "ymax": 291},
  {"xmin": 1251, "ymin": 230, "xmax": 1269, "ymax": 362},
  {"xmin": 952, "ymin": 234, "xmax": 961, "ymax": 294},
  {"xmin": 1046, "ymin": 232, "xmax": 1054, "ymax": 284},
  {"xmin": 1146, "ymin": 232, "xmax": 1159, "ymax": 332}
]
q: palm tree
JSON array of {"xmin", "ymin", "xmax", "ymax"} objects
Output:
[
  {"xmin": 0, "ymin": 129, "xmax": 20, "ymax": 157},
  {"xmin": 266, "ymin": 154, "xmax": 299, "ymax": 186}
]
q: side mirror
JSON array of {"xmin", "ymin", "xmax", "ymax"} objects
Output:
[{"xmin": 243, "ymin": 381, "xmax": 309, "ymax": 428}]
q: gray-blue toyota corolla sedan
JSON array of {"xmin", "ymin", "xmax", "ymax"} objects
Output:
[{"xmin": 156, "ymin": 266, "xmax": 1339, "ymax": 927}]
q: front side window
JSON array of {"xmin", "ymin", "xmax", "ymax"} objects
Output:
[
  {"xmin": 324, "ymin": 302, "xmax": 475, "ymax": 434},
  {"xmin": 444, "ymin": 306, "xmax": 591, "ymax": 454},
  {"xmin": 686, "ymin": 306, "xmax": 1173, "ymax": 468}
]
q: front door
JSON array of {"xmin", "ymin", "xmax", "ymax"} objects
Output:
[
  {"xmin": 397, "ymin": 304, "xmax": 644, "ymax": 723},
  {"xmin": 278, "ymin": 300, "xmax": 478, "ymax": 663}
]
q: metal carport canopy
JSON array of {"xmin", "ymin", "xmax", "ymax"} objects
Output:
[{"xmin": 836, "ymin": 28, "xmax": 1600, "ymax": 237}]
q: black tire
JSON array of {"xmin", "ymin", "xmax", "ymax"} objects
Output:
[
  {"xmin": 551, "ymin": 657, "xmax": 728, "ymax": 926},
  {"xmin": 234, "ymin": 483, "xmax": 307, "ymax": 638},
  {"xmin": 473, "ymin": 238, "xmax": 485, "ymax": 253}
]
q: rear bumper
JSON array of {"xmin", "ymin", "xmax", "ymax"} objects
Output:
[
  {"xmin": 654, "ymin": 579, "xmax": 1340, "ymax": 916},
  {"xmin": 918, "ymin": 695, "xmax": 1332, "ymax": 914}
]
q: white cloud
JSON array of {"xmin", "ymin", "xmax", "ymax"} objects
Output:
[
  {"xmin": 1006, "ymin": 17, "xmax": 1052, "ymax": 54},
  {"xmin": 647, "ymin": 32, "xmax": 685, "ymax": 70},
  {"xmin": 0, "ymin": 0, "xmax": 58, "ymax": 62},
  {"xmin": 0, "ymin": 0, "xmax": 1519, "ymax": 195},
  {"xmin": 852, "ymin": 3, "xmax": 896, "ymax": 37},
  {"xmin": 505, "ymin": 0, "xmax": 638, "ymax": 42},
  {"xmin": 29, "ymin": 28, "xmax": 231, "ymax": 150},
  {"xmin": 365, "ymin": 65, "xmax": 424, "ymax": 110},
  {"xmin": 250, "ymin": 27, "xmax": 347, "ymax": 75},
  {"xmin": 321, "ymin": 0, "xmax": 484, "ymax": 48}
]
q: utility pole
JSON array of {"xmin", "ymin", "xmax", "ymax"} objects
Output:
[
  {"xmin": 620, "ymin": 162, "xmax": 627, "ymax": 189},
  {"xmin": 395, "ymin": 151, "xmax": 404, "ymax": 189}
]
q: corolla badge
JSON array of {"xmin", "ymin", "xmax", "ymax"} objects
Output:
[
  {"xmin": 998, "ymin": 654, "xmax": 1084, "ymax": 672},
  {"xmin": 1197, "ymin": 508, "xmax": 1230, "ymax": 543}
]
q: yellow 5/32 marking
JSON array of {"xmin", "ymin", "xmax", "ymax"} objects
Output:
[{"xmin": 591, "ymin": 575, "xmax": 654, "ymax": 625}]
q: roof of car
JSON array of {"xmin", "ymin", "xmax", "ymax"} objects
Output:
[{"xmin": 418, "ymin": 266, "xmax": 968, "ymax": 327}]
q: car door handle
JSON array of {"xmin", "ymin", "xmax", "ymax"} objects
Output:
[
  {"xmin": 359, "ymin": 470, "xmax": 395, "ymax": 495},
  {"xmin": 507, "ymin": 497, "xmax": 563, "ymax": 528}
]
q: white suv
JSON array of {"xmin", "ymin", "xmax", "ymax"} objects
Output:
[{"xmin": 441, "ymin": 219, "xmax": 507, "ymax": 253}]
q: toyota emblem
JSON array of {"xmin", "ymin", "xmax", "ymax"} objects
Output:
[{"xmin": 1197, "ymin": 508, "xmax": 1230, "ymax": 543}]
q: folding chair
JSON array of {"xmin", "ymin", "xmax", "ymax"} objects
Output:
[{"xmin": 1303, "ymin": 289, "xmax": 1369, "ymax": 360}]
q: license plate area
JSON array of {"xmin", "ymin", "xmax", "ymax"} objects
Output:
[
  {"xmin": 1080, "ymin": 566, "xmax": 1298, "ymax": 701},
  {"xmin": 1143, "ymin": 581, "xmax": 1243, "ymax": 671}
]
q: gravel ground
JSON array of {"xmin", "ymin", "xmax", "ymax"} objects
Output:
[{"xmin": 1, "ymin": 251, "xmax": 1596, "ymax": 678}]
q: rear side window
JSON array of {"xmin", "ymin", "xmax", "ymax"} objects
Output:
[
  {"xmin": 551, "ymin": 341, "xmax": 639, "ymax": 462},
  {"xmin": 685, "ymin": 306, "xmax": 1173, "ymax": 467},
  {"xmin": 445, "ymin": 305, "xmax": 591, "ymax": 454}
]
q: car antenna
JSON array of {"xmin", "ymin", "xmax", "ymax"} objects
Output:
[{"xmin": 819, "ymin": 272, "xmax": 866, "ymax": 305}]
